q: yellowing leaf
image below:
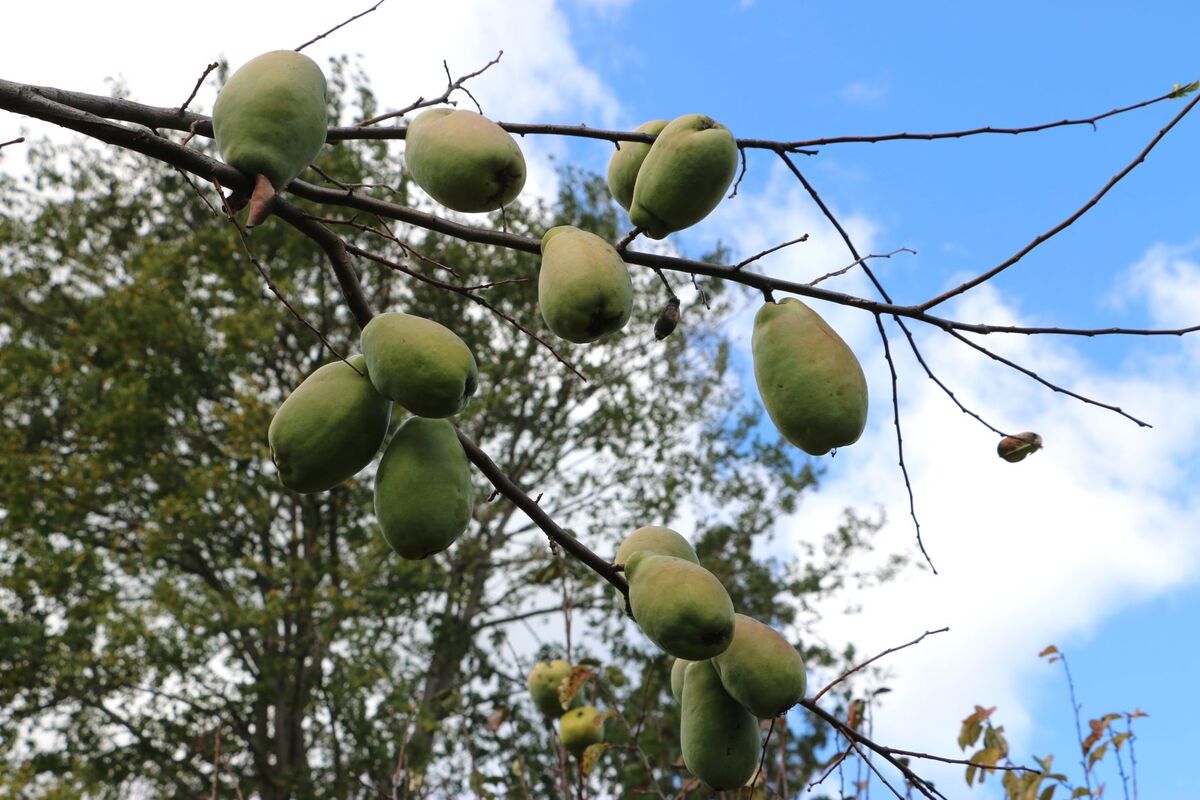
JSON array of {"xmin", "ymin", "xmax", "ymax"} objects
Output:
[
  {"xmin": 559, "ymin": 665, "xmax": 594, "ymax": 710},
  {"xmin": 580, "ymin": 742, "xmax": 611, "ymax": 777},
  {"xmin": 1038, "ymin": 645, "xmax": 1060, "ymax": 658}
]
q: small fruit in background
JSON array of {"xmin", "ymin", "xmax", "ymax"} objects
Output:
[
  {"xmin": 998, "ymin": 432, "xmax": 1043, "ymax": 463},
  {"xmin": 374, "ymin": 417, "xmax": 474, "ymax": 559},
  {"xmin": 752, "ymin": 297, "xmax": 868, "ymax": 456},
  {"xmin": 360, "ymin": 312, "xmax": 478, "ymax": 419},
  {"xmin": 268, "ymin": 354, "xmax": 391, "ymax": 494},
  {"xmin": 527, "ymin": 660, "xmax": 584, "ymax": 718},
  {"xmin": 404, "ymin": 108, "xmax": 526, "ymax": 212},
  {"xmin": 559, "ymin": 706, "xmax": 607, "ymax": 757}
]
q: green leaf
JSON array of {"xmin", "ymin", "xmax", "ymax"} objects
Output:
[{"xmin": 1169, "ymin": 80, "xmax": 1199, "ymax": 99}]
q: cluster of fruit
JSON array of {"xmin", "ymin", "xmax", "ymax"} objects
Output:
[
  {"xmin": 525, "ymin": 659, "xmax": 609, "ymax": 759},
  {"xmin": 219, "ymin": 52, "xmax": 872, "ymax": 499},
  {"xmin": 618, "ymin": 526, "xmax": 807, "ymax": 790},
  {"xmin": 524, "ymin": 527, "xmax": 808, "ymax": 789},
  {"xmin": 267, "ymin": 313, "xmax": 477, "ymax": 559}
]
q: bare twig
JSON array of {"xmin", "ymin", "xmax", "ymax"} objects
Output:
[
  {"xmin": 456, "ymin": 430, "xmax": 629, "ymax": 594},
  {"xmin": 885, "ymin": 747, "xmax": 1038, "ymax": 773},
  {"xmin": 801, "ymin": 700, "xmax": 943, "ymax": 800},
  {"xmin": 808, "ymin": 247, "xmax": 915, "ymax": 287},
  {"xmin": 0, "ymin": 136, "xmax": 24, "ymax": 149},
  {"xmin": 615, "ymin": 227, "xmax": 642, "ymax": 252},
  {"xmin": 209, "ymin": 726, "xmax": 221, "ymax": 800},
  {"xmin": 295, "ymin": 0, "xmax": 386, "ymax": 53},
  {"xmin": 728, "ymin": 146, "xmax": 748, "ymax": 198},
  {"xmin": 356, "ymin": 51, "xmax": 503, "ymax": 127},
  {"xmin": 212, "ymin": 181, "xmax": 360, "ymax": 367},
  {"xmin": 273, "ymin": 201, "xmax": 374, "ymax": 328},
  {"xmin": 920, "ymin": 89, "xmax": 1200, "ymax": 311},
  {"xmin": 751, "ymin": 717, "xmax": 777, "ymax": 790},
  {"xmin": 345, "ymin": 243, "xmax": 586, "ymax": 381},
  {"xmin": 784, "ymin": 87, "xmax": 1185, "ymax": 147},
  {"xmin": 814, "ymin": 627, "xmax": 950, "ymax": 703},
  {"xmin": 732, "ymin": 234, "xmax": 809, "ymax": 272},
  {"xmin": 948, "ymin": 328, "xmax": 1151, "ymax": 427},
  {"xmin": 876, "ymin": 314, "xmax": 936, "ymax": 573},
  {"xmin": 1057, "ymin": 651, "xmax": 1093, "ymax": 795},
  {"xmin": 180, "ymin": 62, "xmax": 219, "ymax": 114},
  {"xmin": 810, "ymin": 741, "xmax": 855, "ymax": 791}
]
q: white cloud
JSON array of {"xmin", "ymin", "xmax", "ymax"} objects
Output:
[
  {"xmin": 707, "ymin": 167, "xmax": 1200, "ymax": 790},
  {"xmin": 2, "ymin": 1, "xmax": 621, "ymax": 205},
  {"xmin": 841, "ymin": 78, "xmax": 889, "ymax": 106}
]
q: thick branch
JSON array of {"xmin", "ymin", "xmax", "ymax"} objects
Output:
[{"xmin": 456, "ymin": 431, "xmax": 629, "ymax": 594}]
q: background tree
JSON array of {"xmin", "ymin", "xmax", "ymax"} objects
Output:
[
  {"xmin": 0, "ymin": 66, "xmax": 899, "ymax": 799},
  {"xmin": 1, "ymin": 4, "xmax": 1196, "ymax": 797}
]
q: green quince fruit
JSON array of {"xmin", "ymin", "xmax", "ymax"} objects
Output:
[
  {"xmin": 712, "ymin": 614, "xmax": 806, "ymax": 719},
  {"xmin": 625, "ymin": 552, "xmax": 735, "ymax": 660},
  {"xmin": 629, "ymin": 113, "xmax": 737, "ymax": 239},
  {"xmin": 404, "ymin": 108, "xmax": 526, "ymax": 212},
  {"xmin": 360, "ymin": 312, "xmax": 478, "ymax": 419},
  {"xmin": 538, "ymin": 226, "xmax": 633, "ymax": 344},
  {"xmin": 606, "ymin": 119, "xmax": 668, "ymax": 211},
  {"xmin": 752, "ymin": 298, "xmax": 868, "ymax": 456},
  {"xmin": 213, "ymin": 50, "xmax": 327, "ymax": 191},
  {"xmin": 374, "ymin": 417, "xmax": 473, "ymax": 559},
  {"xmin": 681, "ymin": 660, "xmax": 760, "ymax": 790},
  {"xmin": 267, "ymin": 354, "xmax": 390, "ymax": 493}
]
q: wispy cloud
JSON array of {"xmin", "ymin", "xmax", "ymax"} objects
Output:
[{"xmin": 841, "ymin": 78, "xmax": 890, "ymax": 106}]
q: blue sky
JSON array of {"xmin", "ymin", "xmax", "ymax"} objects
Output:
[{"xmin": 3, "ymin": 1, "xmax": 1198, "ymax": 797}]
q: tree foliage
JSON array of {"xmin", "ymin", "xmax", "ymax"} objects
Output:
[{"xmin": 0, "ymin": 67, "xmax": 893, "ymax": 799}]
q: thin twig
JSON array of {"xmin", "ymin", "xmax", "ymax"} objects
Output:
[
  {"xmin": 801, "ymin": 700, "xmax": 943, "ymax": 800},
  {"xmin": 180, "ymin": 62, "xmax": 218, "ymax": 114},
  {"xmin": 346, "ymin": 243, "xmax": 585, "ymax": 381},
  {"xmin": 885, "ymin": 747, "xmax": 1037, "ymax": 772},
  {"xmin": 810, "ymin": 741, "xmax": 855, "ymax": 791},
  {"xmin": 814, "ymin": 627, "xmax": 949, "ymax": 703},
  {"xmin": 615, "ymin": 227, "xmax": 642, "ymax": 252},
  {"xmin": 809, "ymin": 247, "xmax": 915, "ymax": 286},
  {"xmin": 0, "ymin": 136, "xmax": 24, "ymax": 149},
  {"xmin": 732, "ymin": 234, "xmax": 809, "ymax": 272},
  {"xmin": 751, "ymin": 718, "xmax": 777, "ymax": 790},
  {"xmin": 212, "ymin": 181, "xmax": 360, "ymax": 369},
  {"xmin": 876, "ymin": 314, "xmax": 936, "ymax": 573},
  {"xmin": 209, "ymin": 726, "xmax": 221, "ymax": 800},
  {"xmin": 295, "ymin": 0, "xmax": 386, "ymax": 53},
  {"xmin": 728, "ymin": 146, "xmax": 748, "ymax": 198},
  {"xmin": 1058, "ymin": 652, "xmax": 1093, "ymax": 795},
  {"xmin": 784, "ymin": 88, "xmax": 1185, "ymax": 147},
  {"xmin": 920, "ymin": 89, "xmax": 1200, "ymax": 311},
  {"xmin": 948, "ymin": 328, "xmax": 1151, "ymax": 427},
  {"xmin": 357, "ymin": 51, "xmax": 503, "ymax": 126}
]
